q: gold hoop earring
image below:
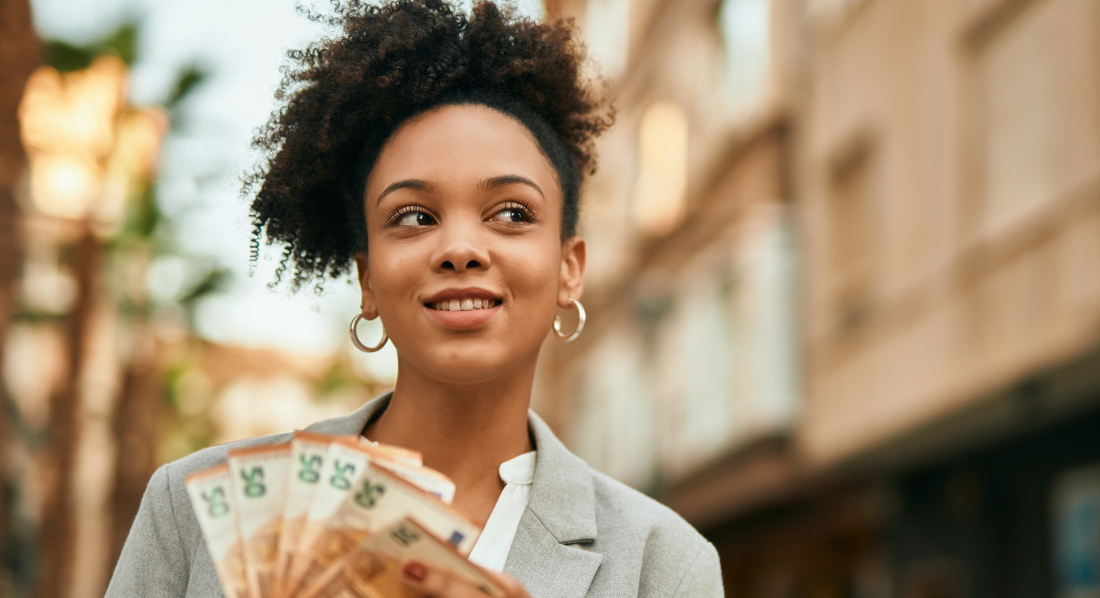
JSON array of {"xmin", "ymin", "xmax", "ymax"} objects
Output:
[
  {"xmin": 553, "ymin": 299, "xmax": 586, "ymax": 342},
  {"xmin": 349, "ymin": 313, "xmax": 388, "ymax": 353}
]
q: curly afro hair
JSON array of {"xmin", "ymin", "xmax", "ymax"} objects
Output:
[{"xmin": 244, "ymin": 0, "xmax": 613, "ymax": 289}]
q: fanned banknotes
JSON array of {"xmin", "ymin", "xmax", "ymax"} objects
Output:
[{"xmin": 184, "ymin": 432, "xmax": 500, "ymax": 598}]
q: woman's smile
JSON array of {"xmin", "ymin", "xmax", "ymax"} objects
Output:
[{"xmin": 423, "ymin": 286, "xmax": 504, "ymax": 330}]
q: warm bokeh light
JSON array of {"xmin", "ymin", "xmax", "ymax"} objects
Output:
[
  {"xmin": 631, "ymin": 101, "xmax": 689, "ymax": 235},
  {"xmin": 19, "ymin": 56, "xmax": 126, "ymax": 160},
  {"xmin": 27, "ymin": 154, "xmax": 99, "ymax": 220},
  {"xmin": 16, "ymin": 55, "xmax": 159, "ymax": 224}
]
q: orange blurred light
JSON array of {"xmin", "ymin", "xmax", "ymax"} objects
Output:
[
  {"xmin": 18, "ymin": 54, "xmax": 168, "ymax": 232},
  {"xmin": 20, "ymin": 56, "xmax": 127, "ymax": 162},
  {"xmin": 632, "ymin": 101, "xmax": 689, "ymax": 236},
  {"xmin": 18, "ymin": 55, "xmax": 138, "ymax": 223},
  {"xmin": 28, "ymin": 154, "xmax": 100, "ymax": 220}
]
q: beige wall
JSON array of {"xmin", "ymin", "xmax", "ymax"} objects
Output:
[
  {"xmin": 540, "ymin": 0, "xmax": 1100, "ymax": 499},
  {"xmin": 798, "ymin": 0, "xmax": 1100, "ymax": 466}
]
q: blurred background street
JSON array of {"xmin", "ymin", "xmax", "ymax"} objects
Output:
[{"xmin": 2, "ymin": 0, "xmax": 1100, "ymax": 596}]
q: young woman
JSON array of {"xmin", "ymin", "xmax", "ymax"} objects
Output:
[{"xmin": 107, "ymin": 1, "xmax": 723, "ymax": 596}]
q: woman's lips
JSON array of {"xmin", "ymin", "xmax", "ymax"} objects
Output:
[{"xmin": 424, "ymin": 303, "xmax": 501, "ymax": 330}]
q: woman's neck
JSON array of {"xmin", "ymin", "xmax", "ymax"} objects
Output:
[{"xmin": 361, "ymin": 356, "xmax": 536, "ymax": 525}]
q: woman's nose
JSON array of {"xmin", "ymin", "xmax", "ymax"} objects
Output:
[{"xmin": 431, "ymin": 223, "xmax": 490, "ymax": 273}]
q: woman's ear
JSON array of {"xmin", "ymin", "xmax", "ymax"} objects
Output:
[
  {"xmin": 558, "ymin": 237, "xmax": 586, "ymax": 309},
  {"xmin": 354, "ymin": 251, "xmax": 379, "ymax": 319}
]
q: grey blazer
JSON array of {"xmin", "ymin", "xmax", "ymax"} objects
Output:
[{"xmin": 106, "ymin": 394, "xmax": 723, "ymax": 597}]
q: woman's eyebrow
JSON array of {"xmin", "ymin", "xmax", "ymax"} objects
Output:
[
  {"xmin": 480, "ymin": 174, "xmax": 544, "ymax": 198},
  {"xmin": 375, "ymin": 179, "xmax": 434, "ymax": 206}
]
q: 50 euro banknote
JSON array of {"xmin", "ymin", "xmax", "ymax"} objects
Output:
[
  {"xmin": 227, "ymin": 443, "xmax": 292, "ymax": 598},
  {"xmin": 184, "ymin": 464, "xmax": 250, "ymax": 598},
  {"xmin": 290, "ymin": 461, "xmax": 481, "ymax": 595},
  {"xmin": 300, "ymin": 517, "xmax": 504, "ymax": 598}
]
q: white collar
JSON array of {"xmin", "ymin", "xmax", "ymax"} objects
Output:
[{"xmin": 467, "ymin": 450, "xmax": 538, "ymax": 572}]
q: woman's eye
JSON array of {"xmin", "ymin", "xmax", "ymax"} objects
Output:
[
  {"xmin": 491, "ymin": 207, "xmax": 529, "ymax": 224},
  {"xmin": 394, "ymin": 211, "xmax": 435, "ymax": 227}
]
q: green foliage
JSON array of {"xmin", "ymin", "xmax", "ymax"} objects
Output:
[
  {"xmin": 43, "ymin": 41, "xmax": 96, "ymax": 73},
  {"xmin": 316, "ymin": 361, "xmax": 358, "ymax": 399},
  {"xmin": 178, "ymin": 268, "xmax": 232, "ymax": 310},
  {"xmin": 43, "ymin": 21, "xmax": 139, "ymax": 71},
  {"xmin": 100, "ymin": 22, "xmax": 138, "ymax": 65},
  {"xmin": 165, "ymin": 65, "xmax": 209, "ymax": 110},
  {"xmin": 114, "ymin": 182, "xmax": 162, "ymax": 244}
]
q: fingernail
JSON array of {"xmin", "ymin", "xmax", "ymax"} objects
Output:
[{"xmin": 403, "ymin": 562, "xmax": 427, "ymax": 581}]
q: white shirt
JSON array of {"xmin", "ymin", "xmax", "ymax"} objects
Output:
[{"xmin": 467, "ymin": 451, "xmax": 537, "ymax": 572}]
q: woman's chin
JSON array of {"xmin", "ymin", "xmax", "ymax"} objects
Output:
[{"xmin": 413, "ymin": 349, "xmax": 534, "ymax": 387}]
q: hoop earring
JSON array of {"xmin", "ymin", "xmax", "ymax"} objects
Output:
[
  {"xmin": 349, "ymin": 313, "xmax": 388, "ymax": 353},
  {"xmin": 553, "ymin": 299, "xmax": 586, "ymax": 343}
]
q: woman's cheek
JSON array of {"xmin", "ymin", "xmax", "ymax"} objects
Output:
[
  {"xmin": 373, "ymin": 254, "xmax": 420, "ymax": 321},
  {"xmin": 503, "ymin": 252, "xmax": 560, "ymax": 321}
]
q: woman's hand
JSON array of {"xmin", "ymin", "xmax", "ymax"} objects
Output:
[{"xmin": 400, "ymin": 561, "xmax": 532, "ymax": 598}]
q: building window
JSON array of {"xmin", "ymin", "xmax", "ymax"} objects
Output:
[
  {"xmin": 976, "ymin": 0, "xmax": 1100, "ymax": 233},
  {"xmin": 631, "ymin": 101, "xmax": 689, "ymax": 236},
  {"xmin": 1052, "ymin": 464, "xmax": 1100, "ymax": 598},
  {"xmin": 717, "ymin": 0, "xmax": 771, "ymax": 117},
  {"xmin": 827, "ymin": 138, "xmax": 877, "ymax": 328}
]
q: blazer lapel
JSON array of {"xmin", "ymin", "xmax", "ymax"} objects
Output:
[
  {"xmin": 504, "ymin": 412, "xmax": 602, "ymax": 598},
  {"xmin": 506, "ymin": 511, "xmax": 602, "ymax": 598}
]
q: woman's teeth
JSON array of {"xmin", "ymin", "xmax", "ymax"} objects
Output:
[{"xmin": 430, "ymin": 298, "xmax": 500, "ymax": 311}]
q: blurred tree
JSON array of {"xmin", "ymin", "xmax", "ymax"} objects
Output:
[
  {"xmin": 13, "ymin": 19, "xmax": 218, "ymax": 598},
  {"xmin": 0, "ymin": 2, "xmax": 39, "ymax": 597},
  {"xmin": 106, "ymin": 62, "xmax": 220, "ymax": 570}
]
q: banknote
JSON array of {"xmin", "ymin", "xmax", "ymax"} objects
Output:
[
  {"xmin": 228, "ymin": 443, "xmax": 292, "ymax": 598},
  {"xmin": 356, "ymin": 437, "xmax": 422, "ymax": 468},
  {"xmin": 299, "ymin": 549, "xmax": 412, "ymax": 598},
  {"xmin": 281, "ymin": 439, "xmax": 376, "ymax": 597},
  {"xmin": 184, "ymin": 464, "xmax": 250, "ymax": 598},
  {"xmin": 351, "ymin": 437, "xmax": 454, "ymax": 504},
  {"xmin": 272, "ymin": 432, "xmax": 340, "ymax": 598},
  {"xmin": 299, "ymin": 517, "xmax": 504, "ymax": 598},
  {"xmin": 293, "ymin": 462, "xmax": 481, "ymax": 594},
  {"xmin": 374, "ymin": 459, "xmax": 456, "ymax": 505}
]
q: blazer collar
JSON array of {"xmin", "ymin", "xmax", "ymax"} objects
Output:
[
  {"xmin": 304, "ymin": 392, "xmax": 599, "ymax": 544},
  {"xmin": 302, "ymin": 392, "xmax": 385, "ymax": 436}
]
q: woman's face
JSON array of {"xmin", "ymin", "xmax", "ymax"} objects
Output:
[{"xmin": 357, "ymin": 105, "xmax": 585, "ymax": 386}]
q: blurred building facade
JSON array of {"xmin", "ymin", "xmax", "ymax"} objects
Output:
[{"xmin": 538, "ymin": 0, "xmax": 1100, "ymax": 597}]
